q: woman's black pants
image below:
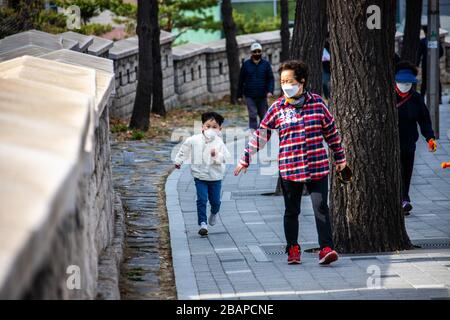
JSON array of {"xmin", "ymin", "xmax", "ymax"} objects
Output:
[{"xmin": 279, "ymin": 175, "xmax": 334, "ymax": 251}]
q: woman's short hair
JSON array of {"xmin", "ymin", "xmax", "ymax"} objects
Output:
[{"xmin": 278, "ymin": 60, "xmax": 308, "ymax": 85}]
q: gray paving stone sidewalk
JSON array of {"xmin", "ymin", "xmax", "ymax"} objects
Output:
[{"xmin": 166, "ymin": 103, "xmax": 450, "ymax": 300}]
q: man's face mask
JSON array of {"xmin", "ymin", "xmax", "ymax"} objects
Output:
[
  {"xmin": 396, "ymin": 82, "xmax": 412, "ymax": 93},
  {"xmin": 252, "ymin": 50, "xmax": 262, "ymax": 60}
]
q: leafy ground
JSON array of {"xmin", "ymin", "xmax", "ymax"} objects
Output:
[{"xmin": 110, "ymin": 98, "xmax": 255, "ymax": 142}]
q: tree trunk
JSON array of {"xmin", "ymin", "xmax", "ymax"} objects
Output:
[
  {"xmin": 280, "ymin": 0, "xmax": 290, "ymax": 62},
  {"xmin": 221, "ymin": 0, "xmax": 240, "ymax": 104},
  {"xmin": 151, "ymin": 0, "xmax": 166, "ymax": 116},
  {"xmin": 328, "ymin": 0, "xmax": 411, "ymax": 253},
  {"xmin": 290, "ymin": 0, "xmax": 327, "ymax": 94},
  {"xmin": 400, "ymin": 0, "xmax": 423, "ymax": 64},
  {"xmin": 130, "ymin": 0, "xmax": 154, "ymax": 131}
]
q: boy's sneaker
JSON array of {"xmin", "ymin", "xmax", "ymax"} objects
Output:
[
  {"xmin": 287, "ymin": 245, "xmax": 301, "ymax": 264},
  {"xmin": 198, "ymin": 222, "xmax": 208, "ymax": 236},
  {"xmin": 402, "ymin": 201, "xmax": 412, "ymax": 215},
  {"xmin": 208, "ymin": 213, "xmax": 217, "ymax": 226},
  {"xmin": 319, "ymin": 247, "xmax": 338, "ymax": 265}
]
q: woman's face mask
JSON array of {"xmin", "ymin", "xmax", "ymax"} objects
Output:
[
  {"xmin": 396, "ymin": 82, "xmax": 412, "ymax": 93},
  {"xmin": 282, "ymin": 83, "xmax": 302, "ymax": 98}
]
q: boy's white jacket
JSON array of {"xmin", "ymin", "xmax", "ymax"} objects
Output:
[{"xmin": 174, "ymin": 133, "xmax": 231, "ymax": 181}]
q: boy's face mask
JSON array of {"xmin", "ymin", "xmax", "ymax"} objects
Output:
[
  {"xmin": 396, "ymin": 82, "xmax": 412, "ymax": 93},
  {"xmin": 203, "ymin": 128, "xmax": 220, "ymax": 140}
]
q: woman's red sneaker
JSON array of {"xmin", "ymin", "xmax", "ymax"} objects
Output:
[
  {"xmin": 319, "ymin": 247, "xmax": 338, "ymax": 265},
  {"xmin": 287, "ymin": 245, "xmax": 301, "ymax": 264}
]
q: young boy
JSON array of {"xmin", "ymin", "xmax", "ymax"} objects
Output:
[{"xmin": 174, "ymin": 112, "xmax": 230, "ymax": 236}]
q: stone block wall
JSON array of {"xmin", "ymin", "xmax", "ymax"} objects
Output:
[
  {"xmin": 173, "ymin": 42, "xmax": 208, "ymax": 105},
  {"xmin": 111, "ymin": 53, "xmax": 139, "ymax": 118},
  {"xmin": 106, "ymin": 28, "xmax": 450, "ymax": 119},
  {"xmin": 108, "ymin": 31, "xmax": 284, "ymax": 118},
  {"xmin": 0, "ymin": 50, "xmax": 120, "ymax": 299},
  {"xmin": 161, "ymin": 41, "xmax": 178, "ymax": 109},
  {"xmin": 21, "ymin": 105, "xmax": 117, "ymax": 299}
]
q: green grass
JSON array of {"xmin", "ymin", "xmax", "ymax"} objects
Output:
[
  {"xmin": 111, "ymin": 123, "xmax": 129, "ymax": 133},
  {"xmin": 131, "ymin": 130, "xmax": 146, "ymax": 140},
  {"xmin": 234, "ymin": 1, "xmax": 296, "ymax": 21}
]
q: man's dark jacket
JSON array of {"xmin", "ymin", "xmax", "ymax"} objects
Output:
[{"xmin": 237, "ymin": 58, "xmax": 274, "ymax": 99}]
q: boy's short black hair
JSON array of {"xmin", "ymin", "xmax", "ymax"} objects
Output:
[
  {"xmin": 395, "ymin": 60, "xmax": 418, "ymax": 76},
  {"xmin": 201, "ymin": 111, "xmax": 224, "ymax": 126}
]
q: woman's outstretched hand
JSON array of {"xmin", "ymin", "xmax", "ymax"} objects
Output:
[
  {"xmin": 234, "ymin": 163, "xmax": 248, "ymax": 176},
  {"xmin": 336, "ymin": 161, "xmax": 347, "ymax": 172}
]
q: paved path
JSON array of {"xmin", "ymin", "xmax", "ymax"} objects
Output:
[{"xmin": 167, "ymin": 104, "xmax": 450, "ymax": 300}]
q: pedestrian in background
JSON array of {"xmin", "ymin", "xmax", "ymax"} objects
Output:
[
  {"xmin": 237, "ymin": 42, "xmax": 275, "ymax": 133},
  {"xmin": 395, "ymin": 61, "xmax": 437, "ymax": 215}
]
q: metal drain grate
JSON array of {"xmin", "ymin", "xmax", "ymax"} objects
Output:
[
  {"xmin": 253, "ymin": 239, "xmax": 450, "ymax": 262},
  {"xmin": 231, "ymin": 190, "xmax": 277, "ymax": 199},
  {"xmin": 412, "ymin": 238, "xmax": 450, "ymax": 249},
  {"xmin": 262, "ymin": 245, "xmax": 286, "ymax": 256},
  {"xmin": 260, "ymin": 244, "xmax": 320, "ymax": 256}
]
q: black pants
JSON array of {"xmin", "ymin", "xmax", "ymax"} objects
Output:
[
  {"xmin": 400, "ymin": 149, "xmax": 415, "ymax": 202},
  {"xmin": 280, "ymin": 175, "xmax": 334, "ymax": 251}
]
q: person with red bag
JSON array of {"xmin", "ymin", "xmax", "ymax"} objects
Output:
[{"xmin": 395, "ymin": 61, "xmax": 437, "ymax": 215}]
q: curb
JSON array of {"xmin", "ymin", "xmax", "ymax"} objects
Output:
[{"xmin": 165, "ymin": 165, "xmax": 200, "ymax": 300}]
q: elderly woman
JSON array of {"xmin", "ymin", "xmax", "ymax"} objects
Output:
[{"xmin": 234, "ymin": 60, "xmax": 346, "ymax": 265}]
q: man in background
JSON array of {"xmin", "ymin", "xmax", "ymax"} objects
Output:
[{"xmin": 237, "ymin": 42, "xmax": 275, "ymax": 132}]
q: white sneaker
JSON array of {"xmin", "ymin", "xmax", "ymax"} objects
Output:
[
  {"xmin": 208, "ymin": 213, "xmax": 217, "ymax": 226},
  {"xmin": 198, "ymin": 222, "xmax": 208, "ymax": 236}
]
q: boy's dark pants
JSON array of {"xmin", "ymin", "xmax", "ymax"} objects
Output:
[
  {"xmin": 280, "ymin": 175, "xmax": 334, "ymax": 251},
  {"xmin": 400, "ymin": 149, "xmax": 415, "ymax": 202},
  {"xmin": 194, "ymin": 178, "xmax": 221, "ymax": 225}
]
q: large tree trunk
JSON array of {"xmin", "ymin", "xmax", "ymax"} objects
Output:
[
  {"xmin": 221, "ymin": 0, "xmax": 240, "ymax": 104},
  {"xmin": 290, "ymin": 0, "xmax": 327, "ymax": 94},
  {"xmin": 401, "ymin": 0, "xmax": 423, "ymax": 64},
  {"xmin": 130, "ymin": 0, "xmax": 154, "ymax": 131},
  {"xmin": 328, "ymin": 0, "xmax": 411, "ymax": 253},
  {"xmin": 280, "ymin": 0, "xmax": 290, "ymax": 62},
  {"xmin": 151, "ymin": 0, "xmax": 166, "ymax": 116}
]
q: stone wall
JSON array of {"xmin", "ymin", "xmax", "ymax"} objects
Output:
[
  {"xmin": 173, "ymin": 42, "xmax": 208, "ymax": 105},
  {"xmin": 0, "ymin": 51, "xmax": 120, "ymax": 299},
  {"xmin": 4, "ymin": 28, "xmax": 450, "ymax": 123},
  {"xmin": 108, "ymin": 31, "xmax": 177, "ymax": 118},
  {"xmin": 108, "ymin": 31, "xmax": 286, "ymax": 118},
  {"xmin": 21, "ymin": 105, "xmax": 118, "ymax": 299},
  {"xmin": 108, "ymin": 28, "xmax": 450, "ymax": 120}
]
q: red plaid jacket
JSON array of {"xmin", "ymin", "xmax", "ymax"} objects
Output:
[{"xmin": 240, "ymin": 92, "xmax": 346, "ymax": 182}]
